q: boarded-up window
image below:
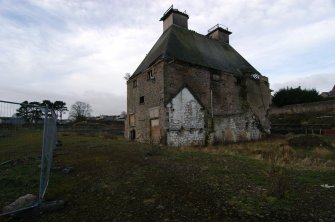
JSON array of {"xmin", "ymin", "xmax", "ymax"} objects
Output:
[
  {"xmin": 150, "ymin": 119, "xmax": 160, "ymax": 144},
  {"xmin": 151, "ymin": 119, "xmax": 159, "ymax": 127},
  {"xmin": 129, "ymin": 114, "xmax": 135, "ymax": 126},
  {"xmin": 149, "ymin": 106, "xmax": 159, "ymax": 119}
]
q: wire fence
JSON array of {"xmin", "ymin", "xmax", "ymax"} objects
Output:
[{"xmin": 0, "ymin": 100, "xmax": 57, "ymax": 215}]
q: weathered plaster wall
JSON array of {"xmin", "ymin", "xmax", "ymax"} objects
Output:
[
  {"xmin": 211, "ymin": 112, "xmax": 262, "ymax": 144},
  {"xmin": 166, "ymin": 87, "xmax": 206, "ymax": 146}
]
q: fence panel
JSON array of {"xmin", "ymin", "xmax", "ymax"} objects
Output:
[
  {"xmin": 39, "ymin": 109, "xmax": 57, "ymax": 202},
  {"xmin": 0, "ymin": 100, "xmax": 57, "ymax": 215}
]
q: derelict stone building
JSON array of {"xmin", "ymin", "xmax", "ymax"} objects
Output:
[{"xmin": 125, "ymin": 6, "xmax": 271, "ymax": 146}]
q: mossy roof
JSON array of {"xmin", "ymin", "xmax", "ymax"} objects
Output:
[{"xmin": 131, "ymin": 25, "xmax": 259, "ymax": 78}]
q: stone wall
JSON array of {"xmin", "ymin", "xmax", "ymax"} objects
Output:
[
  {"xmin": 126, "ymin": 59, "xmax": 271, "ymax": 146},
  {"xmin": 270, "ymin": 100, "xmax": 335, "ymax": 115},
  {"xmin": 245, "ymin": 77, "xmax": 271, "ymax": 133},
  {"xmin": 164, "ymin": 61, "xmax": 270, "ymax": 145},
  {"xmin": 211, "ymin": 71, "xmax": 244, "ymax": 116},
  {"xmin": 164, "ymin": 61, "xmax": 247, "ymax": 116},
  {"xmin": 211, "ymin": 112, "xmax": 262, "ymax": 144},
  {"xmin": 164, "ymin": 61, "xmax": 211, "ymax": 111},
  {"xmin": 126, "ymin": 60, "xmax": 166, "ymax": 143}
]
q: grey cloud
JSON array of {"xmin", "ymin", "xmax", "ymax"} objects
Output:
[
  {"xmin": 271, "ymin": 73, "xmax": 335, "ymax": 93},
  {"xmin": 1, "ymin": 0, "xmax": 335, "ymax": 116}
]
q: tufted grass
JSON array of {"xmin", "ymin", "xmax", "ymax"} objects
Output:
[{"xmin": 1, "ymin": 131, "xmax": 335, "ymax": 221}]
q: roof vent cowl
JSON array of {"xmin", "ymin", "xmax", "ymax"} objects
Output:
[
  {"xmin": 207, "ymin": 24, "xmax": 232, "ymax": 44},
  {"xmin": 160, "ymin": 5, "xmax": 189, "ymax": 32}
]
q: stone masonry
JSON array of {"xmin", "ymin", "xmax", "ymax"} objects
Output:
[{"xmin": 125, "ymin": 7, "xmax": 271, "ymax": 146}]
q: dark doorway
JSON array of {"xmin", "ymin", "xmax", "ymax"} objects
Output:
[{"xmin": 130, "ymin": 129, "xmax": 136, "ymax": 141}]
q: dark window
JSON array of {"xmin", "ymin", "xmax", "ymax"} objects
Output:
[
  {"xmin": 139, "ymin": 96, "xmax": 144, "ymax": 104},
  {"xmin": 236, "ymin": 78, "xmax": 242, "ymax": 85},
  {"xmin": 133, "ymin": 80, "xmax": 137, "ymax": 88},
  {"xmin": 147, "ymin": 70, "xmax": 155, "ymax": 80},
  {"xmin": 212, "ymin": 73, "xmax": 221, "ymax": 81}
]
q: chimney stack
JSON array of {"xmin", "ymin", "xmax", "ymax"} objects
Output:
[
  {"xmin": 207, "ymin": 24, "xmax": 232, "ymax": 44},
  {"xmin": 160, "ymin": 5, "xmax": 189, "ymax": 32}
]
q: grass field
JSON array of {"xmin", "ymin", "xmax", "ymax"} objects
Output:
[{"xmin": 1, "ymin": 131, "xmax": 335, "ymax": 221}]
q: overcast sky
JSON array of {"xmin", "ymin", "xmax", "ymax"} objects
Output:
[{"xmin": 0, "ymin": 0, "xmax": 334, "ymax": 116}]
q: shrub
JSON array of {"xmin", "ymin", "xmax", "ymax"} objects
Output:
[{"xmin": 272, "ymin": 86, "xmax": 323, "ymax": 107}]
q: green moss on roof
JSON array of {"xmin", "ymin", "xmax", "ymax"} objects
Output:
[{"xmin": 131, "ymin": 25, "xmax": 259, "ymax": 78}]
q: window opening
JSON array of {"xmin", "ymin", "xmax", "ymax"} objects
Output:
[
  {"xmin": 139, "ymin": 96, "xmax": 144, "ymax": 104},
  {"xmin": 147, "ymin": 70, "xmax": 155, "ymax": 80}
]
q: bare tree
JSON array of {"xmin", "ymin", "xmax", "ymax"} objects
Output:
[
  {"xmin": 124, "ymin": 73, "xmax": 131, "ymax": 81},
  {"xmin": 69, "ymin": 101, "xmax": 92, "ymax": 121}
]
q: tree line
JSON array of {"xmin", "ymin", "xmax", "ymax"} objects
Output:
[
  {"xmin": 16, "ymin": 100, "xmax": 67, "ymax": 124},
  {"xmin": 15, "ymin": 100, "xmax": 94, "ymax": 123},
  {"xmin": 272, "ymin": 87, "xmax": 332, "ymax": 107}
]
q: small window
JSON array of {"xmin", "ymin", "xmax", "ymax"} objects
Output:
[
  {"xmin": 147, "ymin": 70, "xmax": 155, "ymax": 80},
  {"xmin": 212, "ymin": 73, "xmax": 221, "ymax": 81},
  {"xmin": 236, "ymin": 78, "xmax": 242, "ymax": 85},
  {"xmin": 133, "ymin": 80, "xmax": 137, "ymax": 88},
  {"xmin": 139, "ymin": 96, "xmax": 144, "ymax": 104}
]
